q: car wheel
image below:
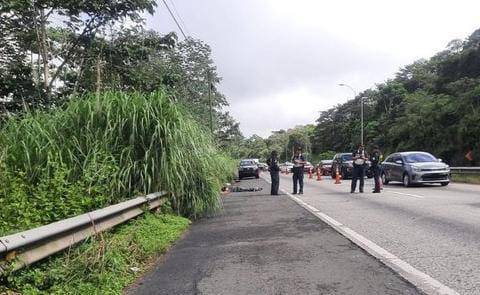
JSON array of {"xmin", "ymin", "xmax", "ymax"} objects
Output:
[
  {"xmin": 381, "ymin": 173, "xmax": 389, "ymax": 185},
  {"xmin": 403, "ymin": 173, "xmax": 411, "ymax": 187},
  {"xmin": 341, "ymin": 168, "xmax": 347, "ymax": 180},
  {"xmin": 441, "ymin": 182, "xmax": 449, "ymax": 186}
]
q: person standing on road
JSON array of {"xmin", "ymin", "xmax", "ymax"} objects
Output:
[
  {"xmin": 267, "ymin": 150, "xmax": 280, "ymax": 195},
  {"xmin": 351, "ymin": 144, "xmax": 367, "ymax": 193},
  {"xmin": 292, "ymin": 147, "xmax": 306, "ymax": 194},
  {"xmin": 370, "ymin": 145, "xmax": 382, "ymax": 193}
]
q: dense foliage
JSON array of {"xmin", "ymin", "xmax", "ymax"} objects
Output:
[
  {"xmin": 311, "ymin": 29, "xmax": 480, "ymax": 165},
  {"xmin": 0, "ymin": 91, "xmax": 236, "ymax": 236},
  {"xmin": 1, "ymin": 1, "xmax": 243, "ymax": 149},
  {"xmin": 0, "ymin": 212, "xmax": 190, "ymax": 294},
  {"xmin": 234, "ymin": 28, "xmax": 480, "ymax": 165}
]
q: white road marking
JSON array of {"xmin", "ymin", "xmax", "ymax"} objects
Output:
[
  {"xmin": 260, "ymin": 175, "xmax": 458, "ymax": 295},
  {"xmin": 385, "ymin": 190, "xmax": 425, "ymax": 199}
]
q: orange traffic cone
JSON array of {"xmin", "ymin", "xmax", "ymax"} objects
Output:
[
  {"xmin": 316, "ymin": 167, "xmax": 322, "ymax": 181},
  {"xmin": 308, "ymin": 167, "xmax": 313, "ymax": 179},
  {"xmin": 335, "ymin": 167, "xmax": 342, "ymax": 184}
]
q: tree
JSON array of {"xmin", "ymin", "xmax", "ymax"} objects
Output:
[
  {"xmin": 1, "ymin": 0, "xmax": 157, "ymax": 104},
  {"xmin": 311, "ymin": 27, "xmax": 480, "ymax": 165}
]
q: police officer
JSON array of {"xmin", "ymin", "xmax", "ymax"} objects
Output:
[
  {"xmin": 267, "ymin": 150, "xmax": 280, "ymax": 195},
  {"xmin": 351, "ymin": 144, "xmax": 367, "ymax": 193},
  {"xmin": 292, "ymin": 147, "xmax": 306, "ymax": 194},
  {"xmin": 370, "ymin": 145, "xmax": 382, "ymax": 193}
]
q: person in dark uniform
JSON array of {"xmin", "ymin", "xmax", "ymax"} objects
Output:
[
  {"xmin": 370, "ymin": 145, "xmax": 382, "ymax": 193},
  {"xmin": 351, "ymin": 144, "xmax": 367, "ymax": 193},
  {"xmin": 291, "ymin": 147, "xmax": 306, "ymax": 194},
  {"xmin": 267, "ymin": 150, "xmax": 280, "ymax": 195}
]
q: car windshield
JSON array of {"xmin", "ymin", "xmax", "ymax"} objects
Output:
[
  {"xmin": 240, "ymin": 160, "xmax": 255, "ymax": 166},
  {"xmin": 341, "ymin": 154, "xmax": 353, "ymax": 161},
  {"xmin": 404, "ymin": 153, "xmax": 437, "ymax": 163}
]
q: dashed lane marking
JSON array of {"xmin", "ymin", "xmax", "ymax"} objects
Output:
[{"xmin": 385, "ymin": 190, "xmax": 425, "ymax": 199}]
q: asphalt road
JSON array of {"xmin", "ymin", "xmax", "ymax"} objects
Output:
[
  {"xmin": 127, "ymin": 178, "xmax": 419, "ymax": 295},
  {"xmin": 268, "ymin": 172, "xmax": 480, "ymax": 295}
]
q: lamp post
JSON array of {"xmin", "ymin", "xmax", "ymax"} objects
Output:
[{"xmin": 338, "ymin": 83, "xmax": 365, "ymax": 146}]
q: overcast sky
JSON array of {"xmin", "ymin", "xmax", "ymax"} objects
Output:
[{"xmin": 146, "ymin": 0, "xmax": 480, "ymax": 137}]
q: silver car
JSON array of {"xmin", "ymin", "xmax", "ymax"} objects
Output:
[{"xmin": 381, "ymin": 152, "xmax": 450, "ymax": 187}]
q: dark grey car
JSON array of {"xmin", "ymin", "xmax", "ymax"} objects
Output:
[
  {"xmin": 381, "ymin": 152, "xmax": 450, "ymax": 187},
  {"xmin": 238, "ymin": 159, "xmax": 260, "ymax": 179}
]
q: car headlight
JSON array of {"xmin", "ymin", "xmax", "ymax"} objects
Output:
[
  {"xmin": 445, "ymin": 167, "xmax": 450, "ymax": 172},
  {"xmin": 412, "ymin": 166, "xmax": 421, "ymax": 172}
]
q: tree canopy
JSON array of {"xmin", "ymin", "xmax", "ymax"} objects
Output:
[{"xmin": 312, "ymin": 28, "xmax": 480, "ymax": 165}]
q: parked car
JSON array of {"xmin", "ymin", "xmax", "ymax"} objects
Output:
[
  {"xmin": 381, "ymin": 151, "xmax": 450, "ymax": 187},
  {"xmin": 331, "ymin": 153, "xmax": 353, "ymax": 179},
  {"xmin": 279, "ymin": 162, "xmax": 293, "ymax": 173},
  {"xmin": 317, "ymin": 160, "xmax": 333, "ymax": 176},
  {"xmin": 331, "ymin": 153, "xmax": 373, "ymax": 179},
  {"xmin": 303, "ymin": 161, "xmax": 314, "ymax": 173},
  {"xmin": 238, "ymin": 159, "xmax": 260, "ymax": 179}
]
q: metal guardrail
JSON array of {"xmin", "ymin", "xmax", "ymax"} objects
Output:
[
  {"xmin": 450, "ymin": 167, "xmax": 480, "ymax": 174},
  {"xmin": 0, "ymin": 191, "xmax": 168, "ymax": 274}
]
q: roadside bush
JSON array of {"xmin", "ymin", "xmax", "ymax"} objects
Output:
[
  {"xmin": 0, "ymin": 91, "xmax": 235, "ymax": 236},
  {"xmin": 0, "ymin": 213, "xmax": 190, "ymax": 294}
]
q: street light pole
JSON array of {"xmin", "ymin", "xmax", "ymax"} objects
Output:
[
  {"xmin": 338, "ymin": 83, "xmax": 365, "ymax": 146},
  {"xmin": 360, "ymin": 96, "xmax": 364, "ymax": 146}
]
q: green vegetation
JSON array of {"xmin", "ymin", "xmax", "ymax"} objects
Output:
[
  {"xmin": 1, "ymin": 1, "xmax": 242, "ymax": 151},
  {"xmin": 234, "ymin": 28, "xmax": 480, "ymax": 166},
  {"xmin": 0, "ymin": 91, "xmax": 236, "ymax": 236},
  {"xmin": 0, "ymin": 212, "xmax": 190, "ymax": 295},
  {"xmin": 231, "ymin": 125, "xmax": 316, "ymax": 163},
  {"xmin": 451, "ymin": 174, "xmax": 480, "ymax": 185},
  {"xmin": 1, "ymin": 1, "xmax": 238, "ymax": 291},
  {"xmin": 311, "ymin": 29, "xmax": 480, "ymax": 165}
]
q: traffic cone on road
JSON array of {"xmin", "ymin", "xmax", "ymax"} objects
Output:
[
  {"xmin": 334, "ymin": 167, "xmax": 342, "ymax": 184},
  {"xmin": 316, "ymin": 167, "xmax": 322, "ymax": 181},
  {"xmin": 308, "ymin": 168, "xmax": 313, "ymax": 179}
]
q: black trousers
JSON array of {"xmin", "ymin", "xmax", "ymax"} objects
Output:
[
  {"xmin": 373, "ymin": 166, "xmax": 381, "ymax": 192},
  {"xmin": 270, "ymin": 172, "xmax": 279, "ymax": 195},
  {"xmin": 351, "ymin": 165, "xmax": 365, "ymax": 192},
  {"xmin": 292, "ymin": 168, "xmax": 304, "ymax": 193}
]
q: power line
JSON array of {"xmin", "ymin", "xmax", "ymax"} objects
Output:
[
  {"xmin": 161, "ymin": 0, "xmax": 187, "ymax": 39},
  {"xmin": 168, "ymin": 0, "xmax": 190, "ymax": 36}
]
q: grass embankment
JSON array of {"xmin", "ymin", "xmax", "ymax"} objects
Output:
[
  {"xmin": 0, "ymin": 91, "xmax": 236, "ymax": 236},
  {"xmin": 0, "ymin": 91, "xmax": 235, "ymax": 293},
  {"xmin": 0, "ymin": 212, "xmax": 190, "ymax": 294},
  {"xmin": 451, "ymin": 174, "xmax": 480, "ymax": 185}
]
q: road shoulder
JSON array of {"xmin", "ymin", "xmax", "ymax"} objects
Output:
[{"xmin": 127, "ymin": 178, "xmax": 420, "ymax": 295}]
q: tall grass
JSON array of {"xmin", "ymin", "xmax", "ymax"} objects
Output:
[{"xmin": 0, "ymin": 91, "xmax": 235, "ymax": 235}]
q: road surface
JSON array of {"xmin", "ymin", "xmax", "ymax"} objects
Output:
[
  {"xmin": 266, "ymin": 172, "xmax": 480, "ymax": 295},
  {"xmin": 127, "ymin": 178, "xmax": 419, "ymax": 295}
]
